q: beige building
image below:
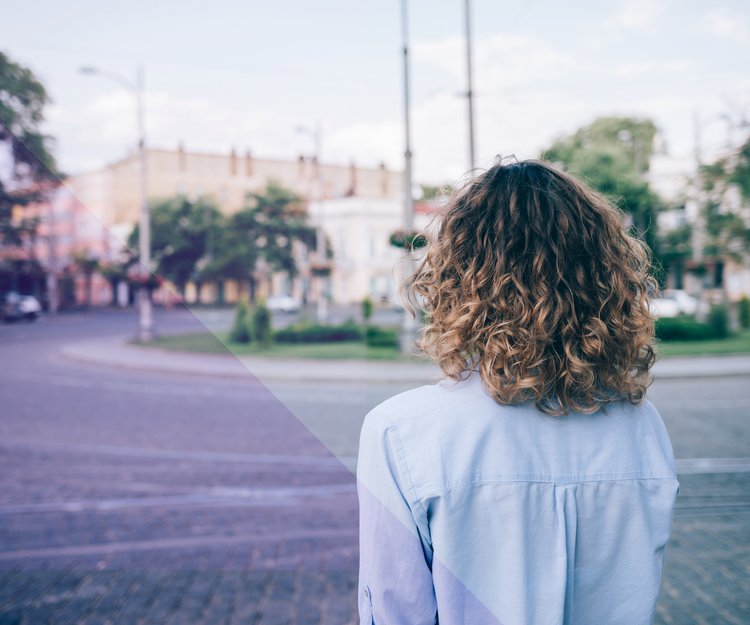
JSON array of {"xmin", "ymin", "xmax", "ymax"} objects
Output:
[
  {"xmin": 71, "ymin": 146, "xmax": 403, "ymax": 235},
  {"xmin": 308, "ymin": 197, "xmax": 441, "ymax": 305},
  {"xmin": 67, "ymin": 146, "xmax": 407, "ymax": 305}
]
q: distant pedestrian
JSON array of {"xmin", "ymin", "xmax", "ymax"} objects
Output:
[{"xmin": 357, "ymin": 159, "xmax": 678, "ymax": 625}]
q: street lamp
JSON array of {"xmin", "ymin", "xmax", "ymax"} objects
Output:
[
  {"xmin": 297, "ymin": 123, "xmax": 328, "ymax": 323},
  {"xmin": 398, "ymin": 0, "xmax": 420, "ymax": 355},
  {"xmin": 80, "ymin": 65, "xmax": 153, "ymax": 341},
  {"xmin": 464, "ymin": 0, "xmax": 476, "ymax": 172}
]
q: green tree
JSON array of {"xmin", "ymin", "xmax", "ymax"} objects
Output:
[
  {"xmin": 698, "ymin": 131, "xmax": 750, "ymax": 263},
  {"xmin": 71, "ymin": 251, "xmax": 100, "ymax": 308},
  {"xmin": 128, "ymin": 196, "xmax": 223, "ymax": 297},
  {"xmin": 361, "ymin": 296, "xmax": 374, "ymax": 325},
  {"xmin": 0, "ymin": 51, "xmax": 60, "ymax": 247},
  {"xmin": 230, "ymin": 300, "xmax": 252, "ymax": 344},
  {"xmin": 419, "ymin": 183, "xmax": 453, "ymax": 200},
  {"xmin": 542, "ymin": 116, "xmax": 664, "ymax": 258},
  {"xmin": 98, "ymin": 261, "xmax": 128, "ymax": 306},
  {"xmin": 251, "ymin": 297, "xmax": 272, "ymax": 347},
  {"xmin": 206, "ymin": 181, "xmax": 316, "ymax": 302}
]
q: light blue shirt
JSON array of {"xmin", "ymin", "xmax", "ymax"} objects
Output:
[{"xmin": 356, "ymin": 369, "xmax": 679, "ymax": 625}]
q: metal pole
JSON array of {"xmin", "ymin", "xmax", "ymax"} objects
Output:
[
  {"xmin": 691, "ymin": 110, "xmax": 704, "ymax": 264},
  {"xmin": 136, "ymin": 65, "xmax": 153, "ymax": 341},
  {"xmin": 401, "ymin": 0, "xmax": 414, "ymax": 232},
  {"xmin": 464, "ymin": 0, "xmax": 476, "ymax": 171},
  {"xmin": 399, "ymin": 0, "xmax": 418, "ymax": 354},
  {"xmin": 80, "ymin": 65, "xmax": 154, "ymax": 339},
  {"xmin": 314, "ymin": 123, "xmax": 328, "ymax": 323}
]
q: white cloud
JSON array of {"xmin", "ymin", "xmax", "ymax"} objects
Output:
[
  {"xmin": 614, "ymin": 59, "xmax": 693, "ymax": 78},
  {"xmin": 607, "ymin": 0, "xmax": 671, "ymax": 33},
  {"xmin": 703, "ymin": 6, "xmax": 750, "ymax": 45}
]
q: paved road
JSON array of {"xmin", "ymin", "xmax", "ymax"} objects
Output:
[{"xmin": 1, "ymin": 309, "xmax": 748, "ymax": 624}]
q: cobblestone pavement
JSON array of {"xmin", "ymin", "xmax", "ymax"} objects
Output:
[{"xmin": 1, "ymin": 310, "xmax": 749, "ymax": 624}]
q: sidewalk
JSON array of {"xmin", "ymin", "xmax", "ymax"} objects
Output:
[{"xmin": 59, "ymin": 336, "xmax": 750, "ymax": 383}]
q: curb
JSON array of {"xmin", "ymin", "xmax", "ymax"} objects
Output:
[
  {"xmin": 58, "ymin": 338, "xmax": 444, "ymax": 384},
  {"xmin": 59, "ymin": 338, "xmax": 750, "ymax": 383}
]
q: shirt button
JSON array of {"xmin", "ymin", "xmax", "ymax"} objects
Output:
[{"xmin": 363, "ymin": 585, "xmax": 371, "ymax": 599}]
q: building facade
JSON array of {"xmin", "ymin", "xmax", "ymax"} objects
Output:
[
  {"xmin": 66, "ymin": 146, "xmax": 407, "ymax": 306},
  {"xmin": 307, "ymin": 196, "xmax": 440, "ymax": 305}
]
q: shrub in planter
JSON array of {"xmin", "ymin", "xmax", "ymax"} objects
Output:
[
  {"xmin": 230, "ymin": 300, "xmax": 252, "ymax": 344},
  {"xmin": 252, "ymin": 298, "xmax": 273, "ymax": 347},
  {"xmin": 362, "ymin": 296, "xmax": 374, "ymax": 325}
]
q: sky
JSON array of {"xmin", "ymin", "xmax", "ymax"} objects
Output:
[{"xmin": 1, "ymin": 0, "xmax": 749, "ymax": 196}]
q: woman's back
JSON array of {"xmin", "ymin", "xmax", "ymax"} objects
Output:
[
  {"xmin": 357, "ymin": 371, "xmax": 678, "ymax": 625},
  {"xmin": 356, "ymin": 159, "xmax": 679, "ymax": 624}
]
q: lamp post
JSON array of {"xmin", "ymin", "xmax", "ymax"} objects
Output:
[
  {"xmin": 464, "ymin": 0, "xmax": 476, "ymax": 172},
  {"xmin": 399, "ymin": 0, "xmax": 419, "ymax": 355},
  {"xmin": 80, "ymin": 65, "xmax": 153, "ymax": 341},
  {"xmin": 297, "ymin": 123, "xmax": 328, "ymax": 323}
]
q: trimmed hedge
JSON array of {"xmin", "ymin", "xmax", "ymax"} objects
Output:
[
  {"xmin": 655, "ymin": 306, "xmax": 730, "ymax": 341},
  {"xmin": 365, "ymin": 325, "xmax": 399, "ymax": 348},
  {"xmin": 274, "ymin": 320, "xmax": 362, "ymax": 344},
  {"xmin": 273, "ymin": 321, "xmax": 398, "ymax": 347}
]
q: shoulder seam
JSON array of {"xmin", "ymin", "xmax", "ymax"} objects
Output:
[{"xmin": 384, "ymin": 420, "xmax": 430, "ymax": 519}]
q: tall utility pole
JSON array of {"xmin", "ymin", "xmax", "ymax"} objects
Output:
[
  {"xmin": 399, "ymin": 0, "xmax": 418, "ymax": 354},
  {"xmin": 297, "ymin": 123, "xmax": 327, "ymax": 323},
  {"xmin": 691, "ymin": 110, "xmax": 705, "ymax": 264},
  {"xmin": 464, "ymin": 0, "xmax": 476, "ymax": 171},
  {"xmin": 135, "ymin": 66, "xmax": 153, "ymax": 341},
  {"xmin": 80, "ymin": 64, "xmax": 153, "ymax": 341},
  {"xmin": 401, "ymin": 0, "xmax": 414, "ymax": 234}
]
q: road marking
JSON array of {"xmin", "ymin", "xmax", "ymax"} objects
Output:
[
  {"xmin": 0, "ymin": 368, "xmax": 267, "ymax": 400},
  {"xmin": 676, "ymin": 458, "xmax": 750, "ymax": 474},
  {"xmin": 0, "ymin": 483, "xmax": 357, "ymax": 515},
  {"xmin": 0, "ymin": 440, "xmax": 349, "ymax": 468},
  {"xmin": 0, "ymin": 527, "xmax": 359, "ymax": 560}
]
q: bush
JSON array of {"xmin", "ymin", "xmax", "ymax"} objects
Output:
[
  {"xmin": 362, "ymin": 296, "xmax": 374, "ymax": 324},
  {"xmin": 655, "ymin": 316, "xmax": 715, "ymax": 341},
  {"xmin": 274, "ymin": 320, "xmax": 363, "ymax": 344},
  {"xmin": 365, "ymin": 325, "xmax": 399, "ymax": 348},
  {"xmin": 272, "ymin": 320, "xmax": 399, "ymax": 347},
  {"xmin": 229, "ymin": 300, "xmax": 252, "ymax": 344},
  {"xmin": 739, "ymin": 296, "xmax": 750, "ymax": 330},
  {"xmin": 252, "ymin": 298, "xmax": 273, "ymax": 347},
  {"xmin": 655, "ymin": 308, "xmax": 734, "ymax": 342},
  {"xmin": 707, "ymin": 304, "xmax": 730, "ymax": 339}
]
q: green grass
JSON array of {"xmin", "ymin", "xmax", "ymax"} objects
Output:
[
  {"xmin": 139, "ymin": 329, "xmax": 750, "ymax": 361},
  {"xmin": 654, "ymin": 329, "xmax": 750, "ymax": 358},
  {"xmin": 140, "ymin": 331, "xmax": 425, "ymax": 361}
]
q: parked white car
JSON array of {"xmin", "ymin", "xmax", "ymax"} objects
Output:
[
  {"xmin": 649, "ymin": 289, "xmax": 708, "ymax": 319},
  {"xmin": 2, "ymin": 292, "xmax": 42, "ymax": 322},
  {"xmin": 265, "ymin": 295, "xmax": 301, "ymax": 313}
]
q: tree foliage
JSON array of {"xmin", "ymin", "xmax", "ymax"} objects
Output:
[
  {"xmin": 0, "ymin": 51, "xmax": 59, "ymax": 246},
  {"xmin": 128, "ymin": 196, "xmax": 223, "ymax": 295},
  {"xmin": 129, "ymin": 182, "xmax": 317, "ymax": 301},
  {"xmin": 698, "ymin": 130, "xmax": 750, "ymax": 262},
  {"xmin": 542, "ymin": 116, "xmax": 664, "ymax": 255},
  {"xmin": 204, "ymin": 181, "xmax": 316, "ymax": 300}
]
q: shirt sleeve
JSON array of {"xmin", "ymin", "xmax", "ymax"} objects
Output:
[{"xmin": 356, "ymin": 409, "xmax": 437, "ymax": 625}]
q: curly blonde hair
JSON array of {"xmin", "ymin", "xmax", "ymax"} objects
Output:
[{"xmin": 402, "ymin": 159, "xmax": 657, "ymax": 416}]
